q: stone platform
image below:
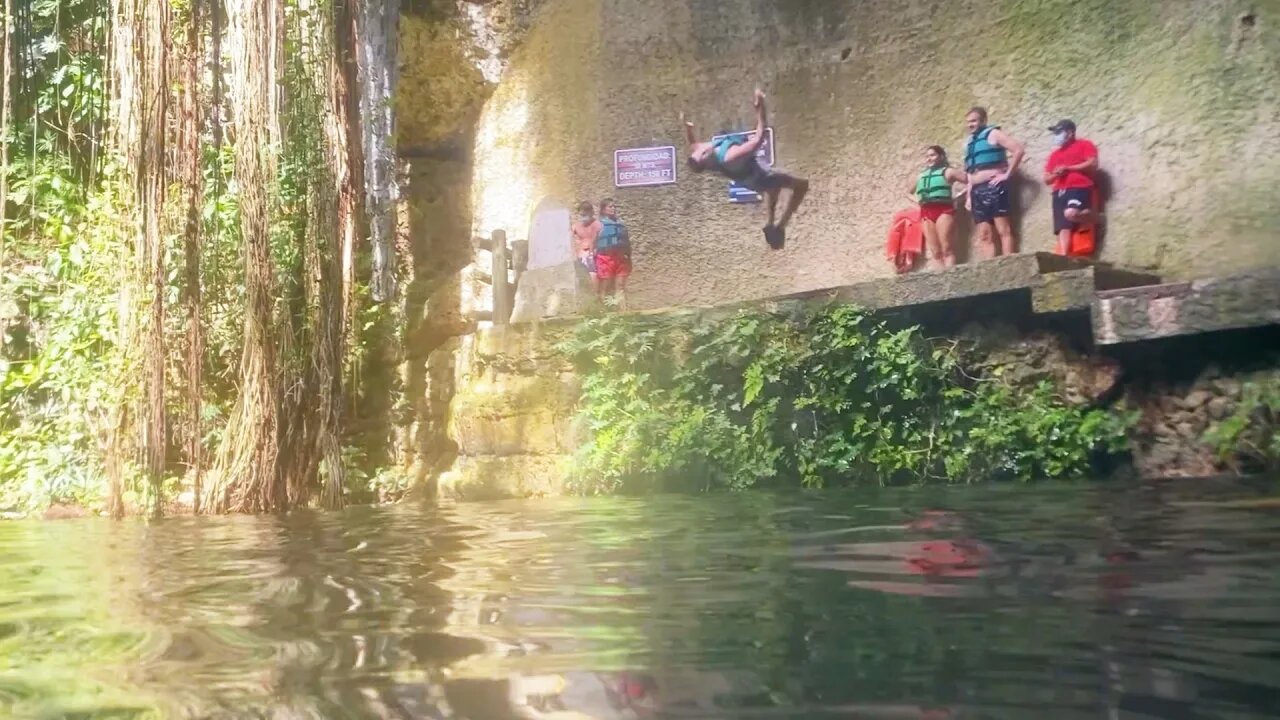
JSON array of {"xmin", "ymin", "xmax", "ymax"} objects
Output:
[
  {"xmin": 773, "ymin": 252, "xmax": 1160, "ymax": 316},
  {"xmin": 1093, "ymin": 269, "xmax": 1280, "ymax": 345},
  {"xmin": 509, "ymin": 252, "xmax": 1280, "ymax": 350},
  {"xmin": 446, "ymin": 255, "xmax": 1280, "ymax": 500}
]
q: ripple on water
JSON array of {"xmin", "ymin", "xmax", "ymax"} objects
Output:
[{"xmin": 0, "ymin": 483, "xmax": 1279, "ymax": 718}]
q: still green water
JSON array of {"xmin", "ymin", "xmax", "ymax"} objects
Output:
[{"xmin": 2, "ymin": 481, "xmax": 1279, "ymax": 719}]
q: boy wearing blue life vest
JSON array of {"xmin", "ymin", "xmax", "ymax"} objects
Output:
[
  {"xmin": 595, "ymin": 198, "xmax": 631, "ymax": 310},
  {"xmin": 682, "ymin": 89, "xmax": 809, "ymax": 250},
  {"xmin": 963, "ymin": 107, "xmax": 1025, "ymax": 259}
]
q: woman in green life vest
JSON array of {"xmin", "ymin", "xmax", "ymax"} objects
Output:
[{"xmin": 907, "ymin": 145, "xmax": 967, "ymax": 268}]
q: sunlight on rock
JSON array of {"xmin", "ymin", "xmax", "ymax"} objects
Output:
[{"xmin": 472, "ymin": 72, "xmax": 534, "ymax": 241}]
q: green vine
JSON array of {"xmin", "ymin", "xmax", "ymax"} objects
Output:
[{"xmin": 558, "ymin": 305, "xmax": 1135, "ymax": 494}]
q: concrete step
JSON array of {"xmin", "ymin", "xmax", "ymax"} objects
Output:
[
  {"xmin": 771, "ymin": 252, "xmax": 1161, "ymax": 316},
  {"xmin": 1031, "ymin": 263, "xmax": 1162, "ymax": 315},
  {"xmin": 1093, "ymin": 269, "xmax": 1280, "ymax": 345}
]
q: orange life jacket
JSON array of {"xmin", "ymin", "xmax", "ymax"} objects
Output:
[
  {"xmin": 886, "ymin": 208, "xmax": 923, "ymax": 274},
  {"xmin": 1065, "ymin": 188, "xmax": 1102, "ymax": 257}
]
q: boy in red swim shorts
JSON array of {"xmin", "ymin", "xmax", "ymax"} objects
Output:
[{"xmin": 594, "ymin": 198, "xmax": 631, "ymax": 310}]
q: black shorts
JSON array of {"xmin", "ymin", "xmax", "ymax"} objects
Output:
[
  {"xmin": 970, "ymin": 180, "xmax": 1011, "ymax": 224},
  {"xmin": 732, "ymin": 159, "xmax": 789, "ymax": 192},
  {"xmin": 1053, "ymin": 188, "xmax": 1093, "ymax": 233}
]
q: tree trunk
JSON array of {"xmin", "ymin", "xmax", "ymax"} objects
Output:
[
  {"xmin": 140, "ymin": 0, "xmax": 171, "ymax": 518},
  {"xmin": 337, "ymin": 0, "xmax": 364, "ymax": 413},
  {"xmin": 275, "ymin": 0, "xmax": 315, "ymax": 509},
  {"xmin": 317, "ymin": 0, "xmax": 358, "ymax": 509},
  {"xmin": 182, "ymin": 0, "xmax": 205, "ymax": 513},
  {"xmin": 211, "ymin": 0, "xmax": 223, "ymax": 152},
  {"xmin": 1, "ymin": 0, "xmax": 13, "ymax": 262},
  {"xmin": 105, "ymin": 0, "xmax": 136, "ymax": 519},
  {"xmin": 203, "ymin": 0, "xmax": 284, "ymax": 514},
  {"xmin": 275, "ymin": 0, "xmax": 352, "ymax": 510},
  {"xmin": 105, "ymin": 0, "xmax": 170, "ymax": 517},
  {"xmin": 354, "ymin": 0, "xmax": 398, "ymax": 303}
]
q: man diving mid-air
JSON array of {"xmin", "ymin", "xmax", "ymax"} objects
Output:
[{"xmin": 682, "ymin": 89, "xmax": 810, "ymax": 249}]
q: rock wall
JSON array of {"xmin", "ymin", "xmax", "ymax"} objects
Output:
[
  {"xmin": 470, "ymin": 0, "xmax": 1280, "ymax": 313},
  {"xmin": 441, "ymin": 312, "xmax": 1279, "ymax": 501},
  {"xmin": 1118, "ymin": 332, "xmax": 1280, "ymax": 478},
  {"xmin": 398, "ymin": 0, "xmax": 1280, "ymax": 496},
  {"xmin": 958, "ymin": 321, "xmax": 1280, "ymax": 479},
  {"xmin": 440, "ymin": 323, "xmax": 581, "ymax": 500},
  {"xmin": 389, "ymin": 1, "xmax": 544, "ymax": 487}
]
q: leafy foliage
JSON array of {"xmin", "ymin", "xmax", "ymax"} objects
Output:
[
  {"xmin": 1206, "ymin": 374, "xmax": 1280, "ymax": 474},
  {"xmin": 0, "ymin": 0, "xmax": 379, "ymax": 514},
  {"xmin": 558, "ymin": 306, "xmax": 1134, "ymax": 494},
  {"xmin": 0, "ymin": 1, "xmax": 123, "ymax": 512}
]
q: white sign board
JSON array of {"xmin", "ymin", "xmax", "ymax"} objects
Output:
[{"xmin": 613, "ymin": 145, "xmax": 678, "ymax": 187}]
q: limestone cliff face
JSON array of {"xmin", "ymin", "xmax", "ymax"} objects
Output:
[
  {"xmin": 388, "ymin": 1, "xmax": 543, "ymax": 486},
  {"xmin": 470, "ymin": 0, "xmax": 1280, "ymax": 311},
  {"xmin": 440, "ymin": 323, "xmax": 581, "ymax": 500}
]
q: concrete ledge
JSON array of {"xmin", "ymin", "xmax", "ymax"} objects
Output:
[
  {"xmin": 1093, "ymin": 269, "xmax": 1280, "ymax": 345},
  {"xmin": 775, "ymin": 252, "xmax": 1089, "ymax": 311},
  {"xmin": 1031, "ymin": 268, "xmax": 1099, "ymax": 314},
  {"xmin": 642, "ymin": 253, "xmax": 1159, "ymax": 319},
  {"xmin": 1030, "ymin": 264, "xmax": 1163, "ymax": 314}
]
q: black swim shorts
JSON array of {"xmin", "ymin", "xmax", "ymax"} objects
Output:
[
  {"xmin": 735, "ymin": 159, "xmax": 788, "ymax": 193},
  {"xmin": 970, "ymin": 180, "xmax": 1011, "ymax": 224},
  {"xmin": 1052, "ymin": 188, "xmax": 1092, "ymax": 233}
]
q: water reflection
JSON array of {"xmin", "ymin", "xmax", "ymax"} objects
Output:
[{"xmin": 1, "ymin": 482, "xmax": 1278, "ymax": 718}]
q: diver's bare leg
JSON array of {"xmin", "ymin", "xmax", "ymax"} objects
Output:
[{"xmin": 777, "ymin": 176, "xmax": 810, "ymax": 229}]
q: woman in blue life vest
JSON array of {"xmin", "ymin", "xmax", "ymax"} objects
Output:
[
  {"xmin": 962, "ymin": 106, "xmax": 1025, "ymax": 260},
  {"xmin": 681, "ymin": 89, "xmax": 810, "ymax": 250},
  {"xmin": 906, "ymin": 145, "xmax": 967, "ymax": 268}
]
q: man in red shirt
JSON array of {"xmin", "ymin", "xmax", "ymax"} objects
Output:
[{"xmin": 1043, "ymin": 119, "xmax": 1099, "ymax": 255}]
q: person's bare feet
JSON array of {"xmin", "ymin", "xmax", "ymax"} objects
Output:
[{"xmin": 763, "ymin": 224, "xmax": 784, "ymax": 250}]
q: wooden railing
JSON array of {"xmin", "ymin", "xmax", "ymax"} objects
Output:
[{"xmin": 474, "ymin": 230, "xmax": 528, "ymax": 325}]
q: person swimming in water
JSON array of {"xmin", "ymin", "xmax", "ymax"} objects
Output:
[{"xmin": 682, "ymin": 89, "xmax": 810, "ymax": 249}]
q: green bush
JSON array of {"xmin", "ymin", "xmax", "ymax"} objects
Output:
[
  {"xmin": 558, "ymin": 305, "xmax": 1133, "ymax": 494},
  {"xmin": 0, "ymin": 176, "xmax": 134, "ymax": 513},
  {"xmin": 1205, "ymin": 374, "xmax": 1280, "ymax": 474}
]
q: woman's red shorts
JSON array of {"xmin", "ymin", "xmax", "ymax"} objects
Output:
[{"xmin": 920, "ymin": 203, "xmax": 954, "ymax": 223}]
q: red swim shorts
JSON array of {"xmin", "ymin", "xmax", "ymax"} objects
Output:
[
  {"xmin": 919, "ymin": 203, "xmax": 954, "ymax": 223},
  {"xmin": 595, "ymin": 251, "xmax": 631, "ymax": 280}
]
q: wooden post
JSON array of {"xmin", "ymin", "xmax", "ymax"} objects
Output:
[
  {"xmin": 510, "ymin": 238, "xmax": 528, "ymax": 288},
  {"xmin": 491, "ymin": 229, "xmax": 512, "ymax": 324}
]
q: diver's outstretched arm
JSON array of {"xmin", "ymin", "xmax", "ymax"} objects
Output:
[
  {"xmin": 741, "ymin": 89, "xmax": 767, "ymax": 154},
  {"xmin": 722, "ymin": 90, "xmax": 769, "ymax": 164},
  {"xmin": 679, "ymin": 112, "xmax": 698, "ymax": 147}
]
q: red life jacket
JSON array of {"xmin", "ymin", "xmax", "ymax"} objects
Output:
[{"xmin": 886, "ymin": 208, "xmax": 923, "ymax": 274}]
